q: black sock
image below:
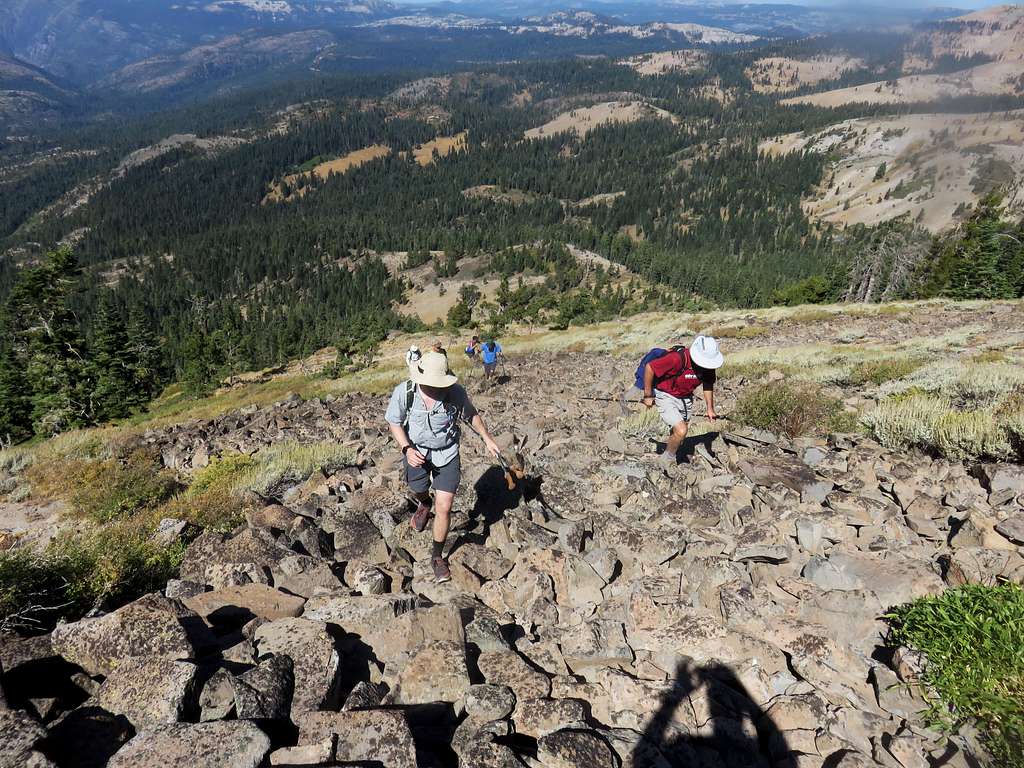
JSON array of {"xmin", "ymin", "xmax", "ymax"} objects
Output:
[{"xmin": 432, "ymin": 540, "xmax": 445, "ymax": 559}]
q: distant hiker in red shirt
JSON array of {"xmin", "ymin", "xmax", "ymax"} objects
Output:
[{"xmin": 641, "ymin": 335, "xmax": 724, "ymax": 465}]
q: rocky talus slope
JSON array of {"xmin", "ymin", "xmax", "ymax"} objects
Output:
[{"xmin": 3, "ymin": 338, "xmax": 1024, "ymax": 767}]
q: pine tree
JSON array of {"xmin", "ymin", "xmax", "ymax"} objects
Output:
[
  {"xmin": 125, "ymin": 304, "xmax": 164, "ymax": 405},
  {"xmin": 5, "ymin": 248, "xmax": 95, "ymax": 434},
  {"xmin": 0, "ymin": 343, "xmax": 31, "ymax": 444},
  {"xmin": 91, "ymin": 293, "xmax": 134, "ymax": 422}
]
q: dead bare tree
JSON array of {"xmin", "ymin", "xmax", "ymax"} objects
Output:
[{"xmin": 844, "ymin": 228, "xmax": 930, "ymax": 303}]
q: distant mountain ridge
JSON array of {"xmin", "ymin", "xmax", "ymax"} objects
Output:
[{"xmin": 0, "ymin": 0, "xmax": 399, "ymax": 83}]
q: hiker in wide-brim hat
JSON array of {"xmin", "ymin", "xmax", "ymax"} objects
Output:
[
  {"xmin": 640, "ymin": 334, "xmax": 723, "ymax": 467},
  {"xmin": 385, "ymin": 351, "xmax": 500, "ymax": 583}
]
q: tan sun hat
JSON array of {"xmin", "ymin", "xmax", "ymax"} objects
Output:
[{"xmin": 410, "ymin": 351, "xmax": 458, "ymax": 388}]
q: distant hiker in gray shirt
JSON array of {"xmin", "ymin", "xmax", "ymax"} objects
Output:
[{"xmin": 385, "ymin": 351, "xmax": 500, "ymax": 583}]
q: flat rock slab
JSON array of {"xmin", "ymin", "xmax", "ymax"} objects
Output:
[
  {"xmin": 537, "ymin": 729, "xmax": 616, "ymax": 768},
  {"xmin": 295, "ymin": 710, "xmax": 416, "ymax": 768},
  {"xmin": 183, "ymin": 584, "xmax": 306, "ymax": 625},
  {"xmin": 108, "ymin": 722, "xmax": 271, "ymax": 768},
  {"xmin": 387, "ymin": 641, "xmax": 470, "ymax": 705},
  {"xmin": 995, "ymin": 513, "xmax": 1024, "ymax": 545},
  {"xmin": 301, "ymin": 593, "xmax": 418, "ymax": 636},
  {"xmin": 51, "ymin": 594, "xmax": 204, "ymax": 677},
  {"xmin": 97, "ymin": 658, "xmax": 198, "ymax": 728}
]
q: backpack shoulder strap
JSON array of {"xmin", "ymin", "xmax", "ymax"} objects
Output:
[{"xmin": 402, "ymin": 380, "xmax": 415, "ymax": 427}]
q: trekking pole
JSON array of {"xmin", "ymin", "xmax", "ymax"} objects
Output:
[{"xmin": 458, "ymin": 415, "xmax": 519, "ymax": 490}]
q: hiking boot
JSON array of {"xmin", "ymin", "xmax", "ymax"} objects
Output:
[
  {"xmin": 411, "ymin": 501, "xmax": 432, "ymax": 532},
  {"xmin": 432, "ymin": 556, "xmax": 451, "ymax": 583},
  {"xmin": 658, "ymin": 451, "xmax": 677, "ymax": 469}
]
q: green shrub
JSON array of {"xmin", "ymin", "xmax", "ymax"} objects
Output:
[
  {"xmin": 846, "ymin": 357, "xmax": 924, "ymax": 386},
  {"xmin": 0, "ymin": 520, "xmax": 183, "ymax": 632},
  {"xmin": 159, "ymin": 453, "xmax": 258, "ymax": 532},
  {"xmin": 27, "ymin": 449, "xmax": 179, "ymax": 524},
  {"xmin": 0, "ymin": 547, "xmax": 91, "ymax": 632},
  {"xmin": 733, "ymin": 383, "xmax": 845, "ymax": 438},
  {"xmin": 886, "ymin": 584, "xmax": 1024, "ymax": 767}
]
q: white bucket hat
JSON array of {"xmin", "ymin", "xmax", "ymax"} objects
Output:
[
  {"xmin": 410, "ymin": 351, "xmax": 458, "ymax": 388},
  {"xmin": 690, "ymin": 335, "xmax": 724, "ymax": 369}
]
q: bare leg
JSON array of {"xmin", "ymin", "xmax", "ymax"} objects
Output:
[
  {"xmin": 665, "ymin": 420, "xmax": 689, "ymax": 461},
  {"xmin": 432, "ymin": 490, "xmax": 455, "ymax": 552}
]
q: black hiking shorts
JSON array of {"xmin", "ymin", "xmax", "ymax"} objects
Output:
[{"xmin": 404, "ymin": 453, "xmax": 461, "ymax": 495}]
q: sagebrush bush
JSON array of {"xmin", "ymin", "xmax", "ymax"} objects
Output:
[
  {"xmin": 617, "ymin": 407, "xmax": 666, "ymax": 440},
  {"xmin": 236, "ymin": 441, "xmax": 357, "ymax": 497},
  {"xmin": 846, "ymin": 357, "xmax": 924, "ymax": 386},
  {"xmin": 887, "ymin": 584, "xmax": 1024, "ymax": 768},
  {"xmin": 863, "ymin": 393, "xmax": 948, "ymax": 453},
  {"xmin": 0, "ymin": 448, "xmax": 34, "ymax": 474},
  {"xmin": 865, "ymin": 390, "xmax": 1023, "ymax": 462},
  {"xmin": 733, "ymin": 383, "xmax": 845, "ymax": 438},
  {"xmin": 933, "ymin": 411, "xmax": 1011, "ymax": 461}
]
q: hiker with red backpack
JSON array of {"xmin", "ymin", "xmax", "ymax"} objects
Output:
[
  {"xmin": 638, "ymin": 335, "xmax": 724, "ymax": 466},
  {"xmin": 385, "ymin": 351, "xmax": 501, "ymax": 583}
]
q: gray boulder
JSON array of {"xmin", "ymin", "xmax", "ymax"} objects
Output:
[
  {"xmin": 0, "ymin": 709, "xmax": 46, "ymax": 768},
  {"xmin": 51, "ymin": 594, "xmax": 209, "ymax": 677},
  {"xmin": 230, "ymin": 654, "xmax": 294, "ymax": 720},
  {"xmin": 537, "ymin": 729, "xmax": 617, "ymax": 768},
  {"xmin": 108, "ymin": 721, "xmax": 271, "ymax": 768},
  {"xmin": 96, "ymin": 658, "xmax": 198, "ymax": 728},
  {"xmin": 295, "ymin": 710, "xmax": 416, "ymax": 768},
  {"xmin": 253, "ymin": 617, "xmax": 341, "ymax": 712}
]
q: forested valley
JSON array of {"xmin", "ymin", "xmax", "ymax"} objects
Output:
[{"xmin": 2, "ymin": 49, "xmax": 1022, "ymax": 440}]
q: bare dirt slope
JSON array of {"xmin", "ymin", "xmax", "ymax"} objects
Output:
[
  {"xmin": 524, "ymin": 100, "xmax": 679, "ymax": 139},
  {"xmin": 619, "ymin": 49, "xmax": 707, "ymax": 76},
  {"xmin": 785, "ymin": 5, "xmax": 1024, "ymax": 107},
  {"xmin": 746, "ymin": 55, "xmax": 867, "ymax": 94},
  {"xmin": 761, "ymin": 111, "xmax": 1024, "ymax": 231}
]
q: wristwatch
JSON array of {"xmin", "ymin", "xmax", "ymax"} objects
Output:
[{"xmin": 401, "ymin": 445, "xmax": 412, "ymax": 455}]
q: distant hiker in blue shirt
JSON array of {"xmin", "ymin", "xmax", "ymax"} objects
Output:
[{"xmin": 481, "ymin": 338, "xmax": 502, "ymax": 383}]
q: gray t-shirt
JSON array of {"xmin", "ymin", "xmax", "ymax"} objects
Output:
[{"xmin": 384, "ymin": 382, "xmax": 478, "ymax": 467}]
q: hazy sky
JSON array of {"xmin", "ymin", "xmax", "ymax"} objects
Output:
[{"xmin": 394, "ymin": 0, "xmax": 988, "ymax": 8}]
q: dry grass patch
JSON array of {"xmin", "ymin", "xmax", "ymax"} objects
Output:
[
  {"xmin": 708, "ymin": 324, "xmax": 769, "ymax": 339},
  {"xmin": 524, "ymin": 101, "xmax": 678, "ymax": 140},
  {"xmin": 265, "ymin": 144, "xmax": 391, "ymax": 202},
  {"xmin": 412, "ymin": 132, "xmax": 467, "ymax": 166}
]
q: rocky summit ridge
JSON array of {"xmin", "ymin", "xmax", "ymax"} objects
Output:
[{"xmin": 3, "ymin": 304, "xmax": 1024, "ymax": 768}]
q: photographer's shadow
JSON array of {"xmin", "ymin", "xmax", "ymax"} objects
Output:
[{"xmin": 634, "ymin": 661, "xmax": 797, "ymax": 768}]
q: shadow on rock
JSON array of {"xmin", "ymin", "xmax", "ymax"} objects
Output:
[
  {"xmin": 470, "ymin": 466, "xmax": 525, "ymax": 526},
  {"xmin": 634, "ymin": 661, "xmax": 797, "ymax": 768}
]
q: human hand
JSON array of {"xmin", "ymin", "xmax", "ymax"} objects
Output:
[
  {"xmin": 484, "ymin": 439, "xmax": 501, "ymax": 458},
  {"xmin": 642, "ymin": 396, "xmax": 655, "ymax": 409},
  {"xmin": 405, "ymin": 447, "xmax": 427, "ymax": 467},
  {"xmin": 706, "ymin": 408, "xmax": 717, "ymax": 421}
]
